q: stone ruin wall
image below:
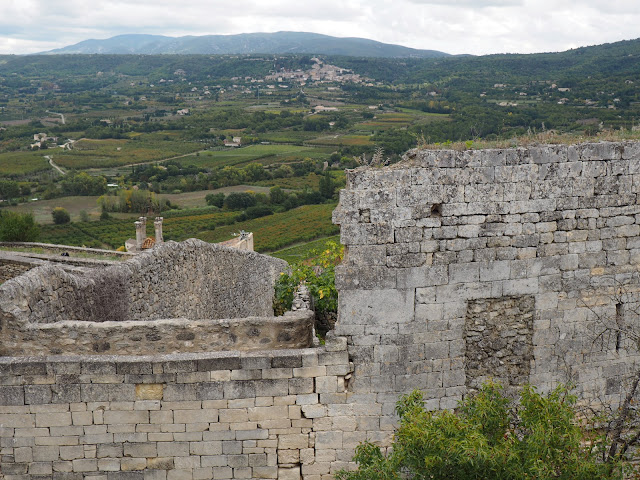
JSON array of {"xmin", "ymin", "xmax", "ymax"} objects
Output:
[
  {"xmin": 0, "ymin": 239, "xmax": 308, "ymax": 356},
  {"xmin": 0, "ymin": 243, "xmax": 134, "ymax": 285},
  {"xmin": 2, "ymin": 141, "xmax": 640, "ymax": 479},
  {"xmin": 0, "ymin": 259, "xmax": 34, "ymax": 285},
  {"xmin": 332, "ymin": 141, "xmax": 640, "ymax": 412},
  {"xmin": 0, "ymin": 343, "xmax": 356, "ymax": 480}
]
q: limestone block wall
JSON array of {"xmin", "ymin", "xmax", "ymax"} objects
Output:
[
  {"xmin": 0, "ymin": 239, "xmax": 294, "ymax": 356},
  {"xmin": 0, "ymin": 340, "xmax": 366, "ymax": 480},
  {"xmin": 332, "ymin": 141, "xmax": 640, "ymax": 415}
]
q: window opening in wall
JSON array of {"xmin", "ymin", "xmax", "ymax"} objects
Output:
[{"xmin": 430, "ymin": 203, "xmax": 442, "ymax": 217}]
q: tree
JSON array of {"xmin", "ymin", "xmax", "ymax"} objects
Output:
[
  {"xmin": 336, "ymin": 382, "xmax": 625, "ymax": 480},
  {"xmin": 0, "ymin": 180, "xmax": 20, "ymax": 202},
  {"xmin": 269, "ymin": 186, "xmax": 287, "ymax": 205},
  {"xmin": 319, "ymin": 172, "xmax": 336, "ymax": 199},
  {"xmin": 52, "ymin": 207, "xmax": 71, "ymax": 224},
  {"xmin": 0, "ymin": 212, "xmax": 40, "ymax": 242},
  {"xmin": 205, "ymin": 192, "xmax": 225, "ymax": 208},
  {"xmin": 224, "ymin": 192, "xmax": 256, "ymax": 210}
]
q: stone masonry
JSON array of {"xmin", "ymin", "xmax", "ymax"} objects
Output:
[
  {"xmin": 2, "ymin": 141, "xmax": 640, "ymax": 479},
  {"xmin": 332, "ymin": 141, "xmax": 640, "ymax": 415},
  {"xmin": 0, "ymin": 343, "xmax": 355, "ymax": 480}
]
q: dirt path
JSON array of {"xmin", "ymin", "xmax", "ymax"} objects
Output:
[
  {"xmin": 45, "ymin": 155, "xmax": 66, "ymax": 175},
  {"xmin": 46, "ymin": 111, "xmax": 66, "ymax": 125}
]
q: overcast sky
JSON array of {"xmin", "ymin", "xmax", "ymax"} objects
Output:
[{"xmin": 0, "ymin": 0, "xmax": 638, "ymax": 56}]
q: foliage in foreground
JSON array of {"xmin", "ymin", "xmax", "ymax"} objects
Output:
[
  {"xmin": 273, "ymin": 240, "xmax": 343, "ymax": 318},
  {"xmin": 336, "ymin": 382, "xmax": 626, "ymax": 480},
  {"xmin": 0, "ymin": 211, "xmax": 40, "ymax": 242}
]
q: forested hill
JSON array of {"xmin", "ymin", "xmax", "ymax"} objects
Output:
[
  {"xmin": 39, "ymin": 32, "xmax": 449, "ymax": 58},
  {"xmin": 327, "ymin": 38, "xmax": 640, "ymax": 85},
  {"xmin": 0, "ymin": 36, "xmax": 639, "ymax": 146}
]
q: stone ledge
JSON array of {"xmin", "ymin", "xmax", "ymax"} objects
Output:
[{"xmin": 0, "ymin": 311, "xmax": 316, "ymax": 357}]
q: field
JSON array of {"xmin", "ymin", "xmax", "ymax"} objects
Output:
[
  {"xmin": 306, "ymin": 134, "xmax": 373, "ymax": 146},
  {"xmin": 35, "ymin": 201, "xmax": 338, "ymax": 251},
  {"xmin": 271, "ymin": 235, "xmax": 341, "ymax": 263},
  {"xmin": 0, "ymin": 151, "xmax": 52, "ymax": 177},
  {"xmin": 8, "ymin": 185, "xmax": 273, "ymax": 224},
  {"xmin": 38, "ymin": 209, "xmax": 236, "ymax": 248},
  {"xmin": 51, "ymin": 137, "xmax": 202, "ymax": 169},
  {"xmin": 8, "ymin": 196, "xmax": 106, "ymax": 223},
  {"xmin": 186, "ymin": 144, "xmax": 332, "ymax": 168},
  {"xmin": 254, "ymin": 131, "xmax": 321, "ymax": 143},
  {"xmin": 197, "ymin": 203, "xmax": 339, "ymax": 252},
  {"xmin": 358, "ymin": 113, "xmax": 414, "ymax": 129}
]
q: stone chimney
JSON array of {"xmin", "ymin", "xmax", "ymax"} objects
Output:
[
  {"xmin": 154, "ymin": 217, "xmax": 164, "ymax": 244},
  {"xmin": 135, "ymin": 221, "xmax": 144, "ymax": 251}
]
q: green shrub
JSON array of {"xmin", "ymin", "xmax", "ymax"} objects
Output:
[
  {"xmin": 224, "ymin": 192, "xmax": 256, "ymax": 210},
  {"xmin": 336, "ymin": 382, "xmax": 625, "ymax": 480},
  {"xmin": 205, "ymin": 192, "xmax": 225, "ymax": 208},
  {"xmin": 273, "ymin": 241, "xmax": 342, "ymax": 316},
  {"xmin": 0, "ymin": 211, "xmax": 40, "ymax": 242},
  {"xmin": 52, "ymin": 207, "xmax": 71, "ymax": 224}
]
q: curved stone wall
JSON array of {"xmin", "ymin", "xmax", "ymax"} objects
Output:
[{"xmin": 0, "ymin": 239, "xmax": 294, "ymax": 355}]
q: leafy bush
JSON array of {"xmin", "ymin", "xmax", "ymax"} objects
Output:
[
  {"xmin": 0, "ymin": 211, "xmax": 40, "ymax": 242},
  {"xmin": 337, "ymin": 382, "xmax": 625, "ymax": 480},
  {"xmin": 273, "ymin": 240, "xmax": 342, "ymax": 316},
  {"xmin": 0, "ymin": 180, "xmax": 20, "ymax": 201},
  {"xmin": 52, "ymin": 207, "xmax": 71, "ymax": 224}
]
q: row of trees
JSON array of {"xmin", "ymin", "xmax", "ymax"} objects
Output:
[{"xmin": 126, "ymin": 159, "xmax": 325, "ymax": 194}]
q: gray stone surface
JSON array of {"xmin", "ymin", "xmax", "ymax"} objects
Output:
[
  {"xmin": 4, "ymin": 142, "xmax": 640, "ymax": 479},
  {"xmin": 334, "ymin": 141, "xmax": 640, "ymax": 411},
  {"xmin": 0, "ymin": 239, "xmax": 293, "ymax": 356}
]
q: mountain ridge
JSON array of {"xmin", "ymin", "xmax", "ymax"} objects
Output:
[{"xmin": 40, "ymin": 31, "xmax": 449, "ymax": 58}]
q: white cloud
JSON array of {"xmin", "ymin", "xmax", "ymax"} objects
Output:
[{"xmin": 0, "ymin": 0, "xmax": 638, "ymax": 55}]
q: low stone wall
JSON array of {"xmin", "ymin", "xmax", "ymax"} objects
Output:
[
  {"xmin": 0, "ymin": 242, "xmax": 135, "ymax": 259},
  {"xmin": 0, "ymin": 311, "xmax": 315, "ymax": 356},
  {"xmin": 1, "ymin": 239, "xmax": 287, "ymax": 328},
  {"xmin": 0, "ymin": 257, "xmax": 37, "ymax": 284},
  {"xmin": 0, "ymin": 339, "xmax": 364, "ymax": 480}
]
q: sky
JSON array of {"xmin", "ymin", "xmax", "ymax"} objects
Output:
[{"xmin": 0, "ymin": 0, "xmax": 638, "ymax": 56}]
